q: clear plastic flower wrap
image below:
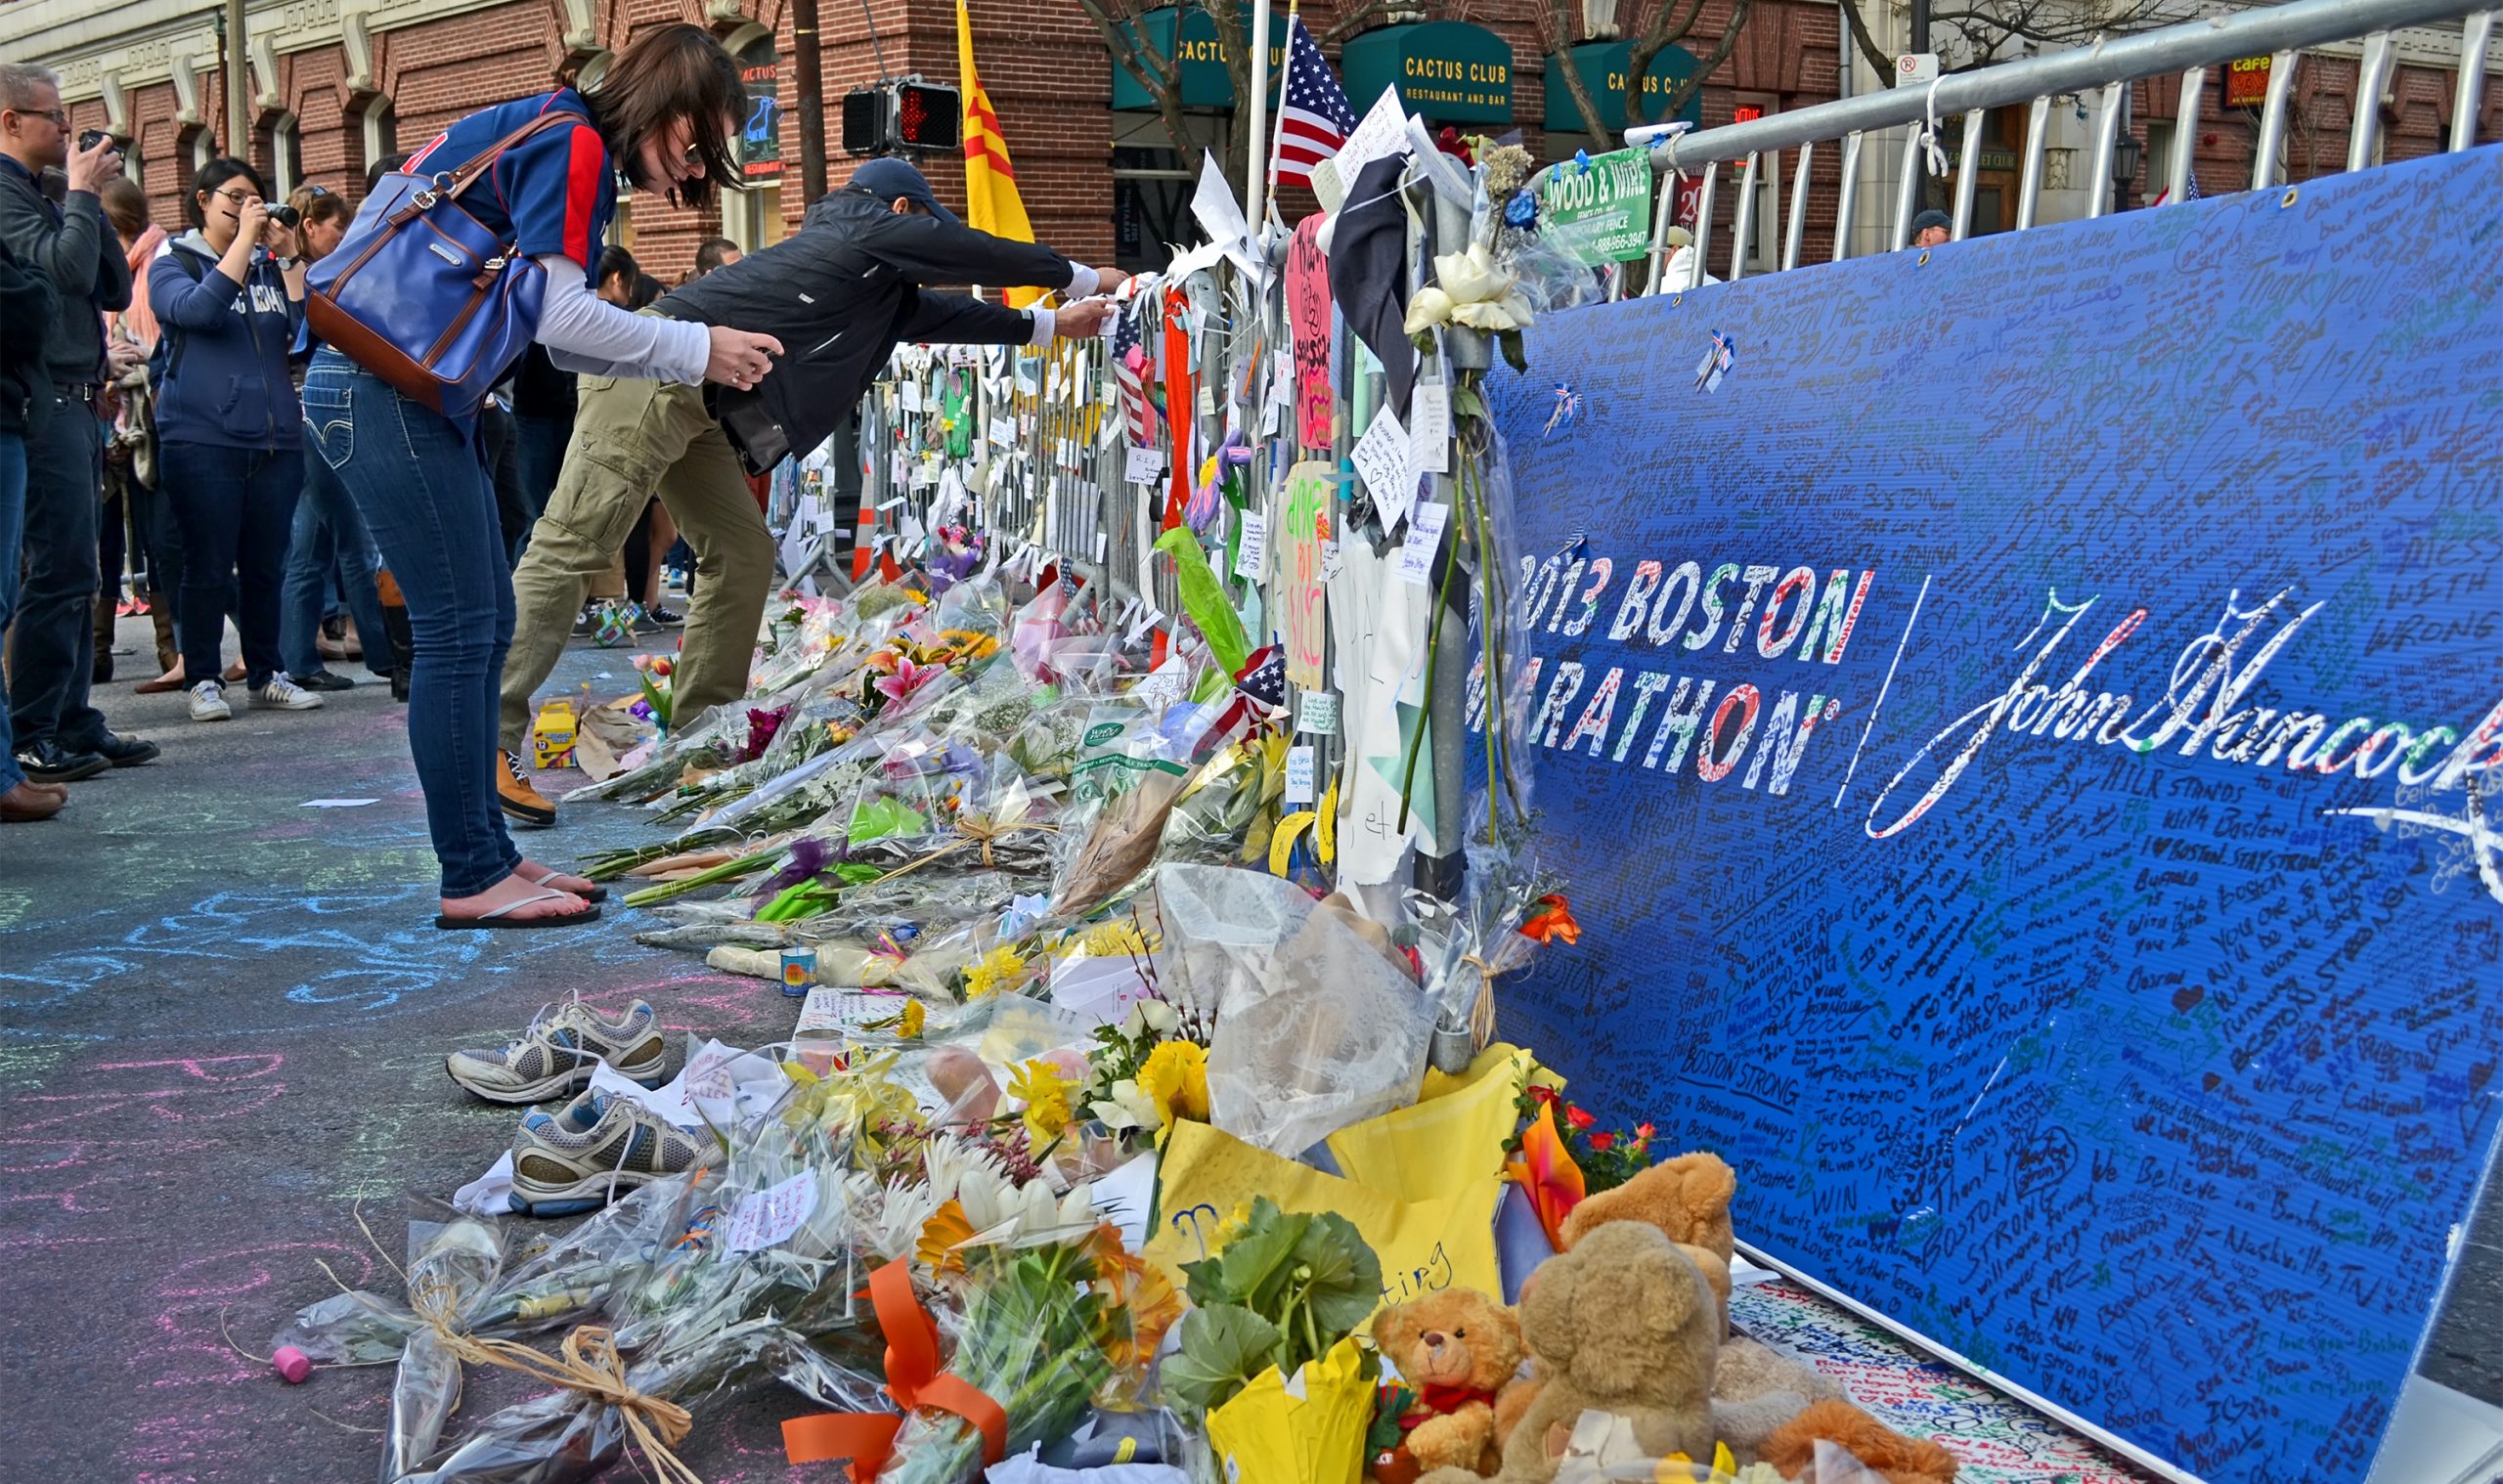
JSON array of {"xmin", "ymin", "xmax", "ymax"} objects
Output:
[
  {"xmin": 1157, "ymin": 864, "xmax": 1434, "ymax": 1156},
  {"xmin": 393, "ymin": 1116, "xmax": 887, "ymax": 1484},
  {"xmin": 877, "ymin": 1234, "xmax": 1119, "ymax": 1484},
  {"xmin": 1155, "ymin": 735, "xmax": 1280, "ymax": 869}
]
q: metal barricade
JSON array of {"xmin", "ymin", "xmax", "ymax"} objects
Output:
[{"xmin": 1638, "ymin": 0, "xmax": 2499, "ymax": 289}]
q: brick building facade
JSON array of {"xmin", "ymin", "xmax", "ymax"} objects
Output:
[{"xmin": 5, "ymin": 0, "xmax": 2495, "ymax": 284}]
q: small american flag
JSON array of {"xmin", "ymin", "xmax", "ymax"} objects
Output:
[
  {"xmin": 1271, "ymin": 18, "xmax": 1355, "ymax": 186},
  {"xmin": 1116, "ymin": 342, "xmax": 1157, "ymax": 449}
]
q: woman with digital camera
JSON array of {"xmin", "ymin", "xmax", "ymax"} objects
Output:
[{"xmin": 148, "ymin": 156, "xmax": 323, "ymax": 722}]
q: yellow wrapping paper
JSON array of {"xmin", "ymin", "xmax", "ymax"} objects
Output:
[
  {"xmin": 1204, "ymin": 1335, "xmax": 1373, "ymax": 1484},
  {"xmin": 1149, "ymin": 1113, "xmax": 1507, "ymax": 1315}
]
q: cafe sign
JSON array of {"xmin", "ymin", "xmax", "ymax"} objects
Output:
[{"xmin": 2223, "ymin": 54, "xmax": 2272, "ymax": 108}]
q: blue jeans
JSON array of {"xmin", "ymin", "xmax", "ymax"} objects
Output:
[
  {"xmin": 9, "ymin": 388, "xmax": 107, "ymax": 752},
  {"xmin": 0, "ymin": 428, "xmax": 25, "ymax": 790},
  {"xmin": 281, "ymin": 430, "xmax": 398, "ymax": 678},
  {"xmin": 162, "ymin": 439, "xmax": 302, "ymax": 690},
  {"xmin": 304, "ymin": 350, "xmax": 520, "ymax": 897}
]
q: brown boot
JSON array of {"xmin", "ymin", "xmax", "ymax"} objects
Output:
[
  {"xmin": 1, "ymin": 780, "xmax": 66, "ymax": 823},
  {"xmin": 497, "ymin": 751, "xmax": 557, "ymax": 828},
  {"xmin": 148, "ymin": 590, "xmax": 176, "ymax": 671}
]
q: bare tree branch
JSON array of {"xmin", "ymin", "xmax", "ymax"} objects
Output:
[
  {"xmin": 1074, "ymin": 0, "xmax": 1198, "ymax": 157},
  {"xmin": 1837, "ymin": 0, "xmax": 1897, "ymax": 87},
  {"xmin": 1535, "ymin": 0, "xmax": 1617, "ymax": 141},
  {"xmin": 1320, "ymin": 0, "xmax": 1399, "ymax": 45},
  {"xmin": 1642, "ymin": 0, "xmax": 1751, "ymax": 125},
  {"xmin": 1619, "ymin": 0, "xmax": 1710, "ymax": 126}
]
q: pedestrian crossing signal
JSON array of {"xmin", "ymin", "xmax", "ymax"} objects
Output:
[
  {"xmin": 841, "ymin": 80, "xmax": 960, "ymax": 155},
  {"xmin": 894, "ymin": 82, "xmax": 959, "ymax": 153}
]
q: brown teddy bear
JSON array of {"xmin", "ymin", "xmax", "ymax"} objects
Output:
[
  {"xmin": 1422, "ymin": 1222, "xmax": 1721, "ymax": 1484},
  {"xmin": 1762, "ymin": 1399, "xmax": 1961, "ymax": 1484},
  {"xmin": 1372, "ymin": 1288, "xmax": 1526, "ymax": 1475},
  {"xmin": 1558, "ymin": 1151, "xmax": 1736, "ymax": 1262}
]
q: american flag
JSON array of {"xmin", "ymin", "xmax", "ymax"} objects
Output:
[{"xmin": 1271, "ymin": 18, "xmax": 1355, "ymax": 186}]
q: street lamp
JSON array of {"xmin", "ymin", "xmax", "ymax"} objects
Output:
[{"xmin": 2113, "ymin": 87, "xmax": 2141, "ymax": 211}]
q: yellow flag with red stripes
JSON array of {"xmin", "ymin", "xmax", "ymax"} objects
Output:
[{"xmin": 956, "ymin": 0, "xmax": 1041, "ymax": 308}]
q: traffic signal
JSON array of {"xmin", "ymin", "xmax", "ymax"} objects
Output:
[
  {"xmin": 842, "ymin": 87, "xmax": 886, "ymax": 156},
  {"xmin": 893, "ymin": 81, "xmax": 959, "ymax": 153}
]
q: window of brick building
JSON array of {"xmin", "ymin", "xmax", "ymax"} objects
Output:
[{"xmin": 363, "ymin": 100, "xmax": 397, "ymax": 174}]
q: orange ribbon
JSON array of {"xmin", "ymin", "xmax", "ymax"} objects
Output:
[{"xmin": 782, "ymin": 1260, "xmax": 1010, "ymax": 1476}]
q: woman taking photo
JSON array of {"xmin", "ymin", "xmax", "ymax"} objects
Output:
[
  {"xmin": 304, "ymin": 22, "xmax": 780, "ymax": 929},
  {"xmin": 150, "ymin": 156, "xmax": 324, "ymax": 723}
]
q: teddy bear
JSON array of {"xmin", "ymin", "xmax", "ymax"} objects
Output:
[
  {"xmin": 1558, "ymin": 1152, "xmax": 1736, "ymax": 1263},
  {"xmin": 1372, "ymin": 1288, "xmax": 1527, "ymax": 1475},
  {"xmin": 1762, "ymin": 1400, "xmax": 1960, "ymax": 1484},
  {"xmin": 1421, "ymin": 1222, "xmax": 1721, "ymax": 1484},
  {"xmin": 1538, "ymin": 1154, "xmax": 1853, "ymax": 1466}
]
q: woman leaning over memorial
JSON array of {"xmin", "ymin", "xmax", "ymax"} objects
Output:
[{"xmin": 302, "ymin": 23, "xmax": 781, "ymax": 929}]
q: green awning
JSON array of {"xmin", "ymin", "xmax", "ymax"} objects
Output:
[
  {"xmin": 1109, "ymin": 6, "xmax": 1285, "ymax": 112},
  {"xmin": 1339, "ymin": 22, "xmax": 1515, "ymax": 125},
  {"xmin": 1542, "ymin": 41, "xmax": 1701, "ymax": 134}
]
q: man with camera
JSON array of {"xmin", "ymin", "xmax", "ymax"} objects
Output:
[{"xmin": 0, "ymin": 63, "xmax": 157, "ymax": 786}]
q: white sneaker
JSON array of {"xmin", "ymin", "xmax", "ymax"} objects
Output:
[
  {"xmin": 188, "ymin": 680, "xmax": 231, "ymax": 721},
  {"xmin": 253, "ymin": 674, "xmax": 326, "ymax": 711}
]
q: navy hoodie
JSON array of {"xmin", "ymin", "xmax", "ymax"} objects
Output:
[{"xmin": 149, "ymin": 229, "xmax": 303, "ymax": 451}]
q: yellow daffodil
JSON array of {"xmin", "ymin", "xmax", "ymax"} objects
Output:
[
  {"xmin": 899, "ymin": 1000, "xmax": 926, "ymax": 1038},
  {"xmin": 1008, "ymin": 1058, "xmax": 1074, "ymax": 1148},
  {"xmin": 962, "ymin": 943, "xmax": 1030, "ymax": 999},
  {"xmin": 1138, "ymin": 1038, "xmax": 1209, "ymax": 1127}
]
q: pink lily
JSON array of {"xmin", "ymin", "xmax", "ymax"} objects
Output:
[{"xmin": 874, "ymin": 655, "xmax": 942, "ymax": 705}]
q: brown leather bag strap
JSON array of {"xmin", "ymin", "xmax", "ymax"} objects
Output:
[{"xmin": 431, "ymin": 109, "xmax": 596, "ymax": 204}]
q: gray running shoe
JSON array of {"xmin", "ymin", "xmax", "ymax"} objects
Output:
[
  {"xmin": 445, "ymin": 997, "xmax": 665, "ymax": 1105},
  {"xmin": 507, "ymin": 1088, "xmax": 701, "ymax": 1216}
]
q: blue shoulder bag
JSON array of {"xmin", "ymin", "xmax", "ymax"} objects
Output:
[{"xmin": 306, "ymin": 109, "xmax": 586, "ymax": 418}]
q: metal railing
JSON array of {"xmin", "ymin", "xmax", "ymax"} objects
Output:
[{"xmin": 1640, "ymin": 0, "xmax": 2501, "ymax": 288}]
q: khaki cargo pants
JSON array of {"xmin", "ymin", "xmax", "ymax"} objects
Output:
[{"xmin": 498, "ymin": 371, "xmax": 775, "ymax": 755}]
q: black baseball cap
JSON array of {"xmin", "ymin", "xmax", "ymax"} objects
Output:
[
  {"xmin": 1910, "ymin": 208, "xmax": 1952, "ymax": 234},
  {"xmin": 847, "ymin": 158, "xmax": 961, "ymax": 228}
]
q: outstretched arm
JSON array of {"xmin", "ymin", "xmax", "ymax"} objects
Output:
[{"xmin": 897, "ymin": 289, "xmax": 1114, "ymax": 348}]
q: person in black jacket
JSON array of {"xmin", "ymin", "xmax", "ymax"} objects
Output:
[
  {"xmin": 1, "ymin": 231, "xmax": 68, "ymax": 820},
  {"xmin": 492, "ymin": 156, "xmax": 1122, "ymax": 827},
  {"xmin": 0, "ymin": 62, "xmax": 158, "ymax": 782}
]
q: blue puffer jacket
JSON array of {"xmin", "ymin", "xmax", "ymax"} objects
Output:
[{"xmin": 149, "ymin": 230, "xmax": 303, "ymax": 450}]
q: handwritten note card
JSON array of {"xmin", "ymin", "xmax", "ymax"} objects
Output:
[
  {"xmin": 726, "ymin": 1172, "xmax": 820, "ymax": 1253},
  {"xmin": 1351, "ymin": 406, "xmax": 1415, "ymax": 532},
  {"xmin": 1393, "ymin": 502, "xmax": 1449, "ymax": 587}
]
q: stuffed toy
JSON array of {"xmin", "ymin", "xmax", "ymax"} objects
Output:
[
  {"xmin": 1372, "ymin": 1288, "xmax": 1526, "ymax": 1475},
  {"xmin": 1761, "ymin": 1399, "xmax": 1961, "ymax": 1484},
  {"xmin": 1559, "ymin": 1151, "xmax": 1736, "ymax": 1262},
  {"xmin": 1421, "ymin": 1222, "xmax": 1720, "ymax": 1484}
]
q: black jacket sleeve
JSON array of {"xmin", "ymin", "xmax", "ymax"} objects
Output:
[
  {"xmin": 894, "ymin": 288, "xmax": 1036, "ymax": 347},
  {"xmin": 858, "ymin": 212, "xmax": 1076, "ymax": 294}
]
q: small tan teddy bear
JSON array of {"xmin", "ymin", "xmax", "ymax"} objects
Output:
[{"xmin": 1372, "ymin": 1288, "xmax": 1527, "ymax": 1476}]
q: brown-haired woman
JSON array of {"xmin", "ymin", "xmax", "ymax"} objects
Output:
[{"xmin": 302, "ymin": 22, "xmax": 781, "ymax": 928}]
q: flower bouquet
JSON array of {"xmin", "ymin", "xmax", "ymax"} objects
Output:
[{"xmin": 1164, "ymin": 1197, "xmax": 1384, "ymax": 1484}]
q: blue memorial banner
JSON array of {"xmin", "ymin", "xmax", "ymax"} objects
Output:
[{"xmin": 1484, "ymin": 146, "xmax": 2503, "ymax": 1483}]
